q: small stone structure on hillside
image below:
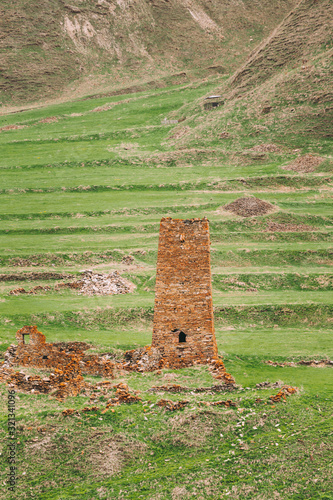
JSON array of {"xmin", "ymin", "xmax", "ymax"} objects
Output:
[
  {"xmin": 151, "ymin": 217, "xmax": 218, "ymax": 368},
  {"xmin": 203, "ymin": 95, "xmax": 224, "ymax": 110}
]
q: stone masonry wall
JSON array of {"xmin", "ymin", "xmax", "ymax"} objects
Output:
[
  {"xmin": 152, "ymin": 217, "xmax": 218, "ymax": 368},
  {"xmin": 6, "ymin": 325, "xmax": 114, "ymax": 378}
]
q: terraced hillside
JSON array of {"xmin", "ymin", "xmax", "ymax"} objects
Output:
[{"xmin": 0, "ymin": 75, "xmax": 332, "ymax": 498}]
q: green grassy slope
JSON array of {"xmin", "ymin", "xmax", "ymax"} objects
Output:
[{"xmin": 0, "ymin": 73, "xmax": 332, "ymax": 498}]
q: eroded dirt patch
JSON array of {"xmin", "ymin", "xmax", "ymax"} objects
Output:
[
  {"xmin": 265, "ymin": 221, "xmax": 317, "ymax": 232},
  {"xmin": 249, "ymin": 144, "xmax": 281, "ymax": 153},
  {"xmin": 0, "ymin": 124, "xmax": 26, "ymax": 132},
  {"xmin": 0, "ymin": 272, "xmax": 72, "ymax": 282},
  {"xmin": 39, "ymin": 116, "xmax": 58, "ymax": 123}
]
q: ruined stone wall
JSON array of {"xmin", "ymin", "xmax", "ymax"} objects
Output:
[
  {"xmin": 152, "ymin": 217, "xmax": 218, "ymax": 368},
  {"xmin": 1, "ymin": 356, "xmax": 84, "ymax": 400},
  {"xmin": 7, "ymin": 325, "xmax": 114, "ymax": 378}
]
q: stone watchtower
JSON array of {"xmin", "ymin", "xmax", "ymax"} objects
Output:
[{"xmin": 152, "ymin": 217, "xmax": 218, "ymax": 368}]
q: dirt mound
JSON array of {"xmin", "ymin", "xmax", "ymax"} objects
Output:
[
  {"xmin": 224, "ymin": 197, "xmax": 275, "ymax": 217},
  {"xmin": 282, "ymin": 154, "xmax": 324, "ymax": 173},
  {"xmin": 249, "ymin": 144, "xmax": 281, "ymax": 153}
]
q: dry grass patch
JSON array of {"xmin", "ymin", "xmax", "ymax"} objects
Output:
[{"xmin": 282, "ymin": 154, "xmax": 325, "ymax": 173}]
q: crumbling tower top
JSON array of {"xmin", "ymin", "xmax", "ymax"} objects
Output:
[{"xmin": 152, "ymin": 217, "xmax": 218, "ymax": 368}]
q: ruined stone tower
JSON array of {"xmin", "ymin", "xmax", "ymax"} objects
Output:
[{"xmin": 152, "ymin": 217, "xmax": 218, "ymax": 368}]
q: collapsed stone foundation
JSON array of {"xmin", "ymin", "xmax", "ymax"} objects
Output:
[
  {"xmin": 1, "ymin": 356, "xmax": 84, "ymax": 400},
  {"xmin": 1, "ymin": 325, "xmax": 115, "ymax": 399},
  {"xmin": 5, "ymin": 325, "xmax": 115, "ymax": 378}
]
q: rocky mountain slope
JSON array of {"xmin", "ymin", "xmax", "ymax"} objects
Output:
[{"xmin": 0, "ymin": 0, "xmax": 296, "ymax": 105}]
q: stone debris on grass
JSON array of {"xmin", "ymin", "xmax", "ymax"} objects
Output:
[
  {"xmin": 269, "ymin": 385, "xmax": 298, "ymax": 403},
  {"xmin": 59, "ymin": 381, "xmax": 298, "ymax": 417},
  {"xmin": 149, "ymin": 383, "xmax": 239, "ymax": 394},
  {"xmin": 209, "ymin": 358, "xmax": 236, "ymax": 385},
  {"xmin": 256, "ymin": 381, "xmax": 285, "ymax": 389},
  {"xmin": 121, "ymin": 255, "xmax": 135, "ymax": 265},
  {"xmin": 9, "ymin": 285, "xmax": 51, "ymax": 295},
  {"xmin": 224, "ymin": 196, "xmax": 275, "ymax": 217},
  {"xmin": 156, "ymin": 398, "xmax": 237, "ymax": 411},
  {"xmin": 8, "ymin": 270, "xmax": 135, "ymax": 297},
  {"xmin": 282, "ymin": 154, "xmax": 324, "ymax": 173},
  {"xmin": 77, "ymin": 270, "xmax": 135, "ymax": 296},
  {"xmin": 157, "ymin": 399, "xmax": 190, "ymax": 411},
  {"xmin": 200, "ymin": 399, "xmax": 237, "ymax": 407},
  {"xmin": 105, "ymin": 383, "xmax": 142, "ymax": 407},
  {"xmin": 265, "ymin": 359, "xmax": 333, "ymax": 367}
]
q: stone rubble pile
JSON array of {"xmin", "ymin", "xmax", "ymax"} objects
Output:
[
  {"xmin": 269, "ymin": 385, "xmax": 298, "ymax": 403},
  {"xmin": 8, "ymin": 270, "xmax": 136, "ymax": 296},
  {"xmin": 77, "ymin": 270, "xmax": 135, "ymax": 296},
  {"xmin": 124, "ymin": 346, "xmax": 163, "ymax": 372},
  {"xmin": 1, "ymin": 356, "xmax": 84, "ymax": 400},
  {"xmin": 157, "ymin": 399, "xmax": 189, "ymax": 411}
]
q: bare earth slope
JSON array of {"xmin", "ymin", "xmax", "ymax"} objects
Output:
[
  {"xmin": 0, "ymin": 0, "xmax": 296, "ymax": 105},
  {"xmin": 228, "ymin": 0, "xmax": 333, "ymax": 98},
  {"xmin": 176, "ymin": 0, "xmax": 333, "ymax": 146}
]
